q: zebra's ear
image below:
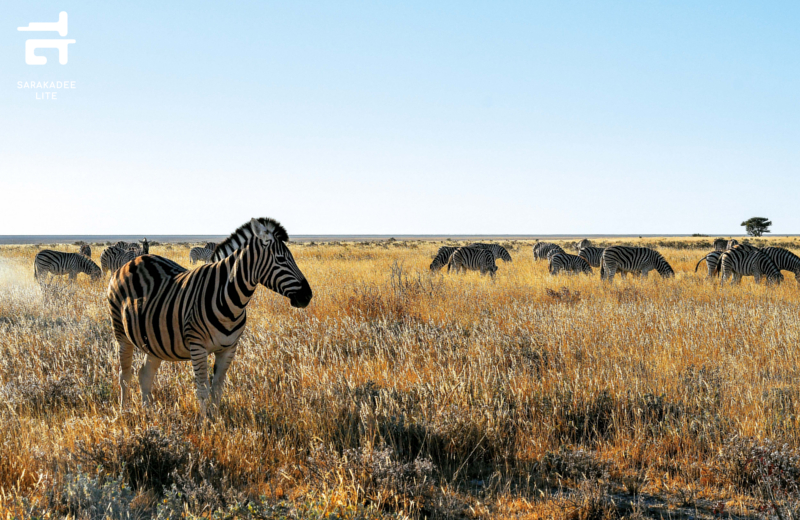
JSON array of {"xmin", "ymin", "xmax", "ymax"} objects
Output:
[{"xmin": 249, "ymin": 218, "xmax": 274, "ymax": 244}]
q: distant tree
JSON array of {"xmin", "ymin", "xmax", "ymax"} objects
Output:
[{"xmin": 741, "ymin": 217, "xmax": 772, "ymax": 237}]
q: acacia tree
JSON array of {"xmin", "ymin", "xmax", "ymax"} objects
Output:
[{"xmin": 741, "ymin": 217, "xmax": 772, "ymax": 237}]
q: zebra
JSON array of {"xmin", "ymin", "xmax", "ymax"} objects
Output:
[
  {"xmin": 534, "ymin": 242, "xmax": 565, "ymax": 260},
  {"xmin": 577, "ymin": 246, "xmax": 605, "ymax": 268},
  {"xmin": 575, "ymin": 238, "xmax": 592, "ymax": 251},
  {"xmin": 549, "ymin": 253, "xmax": 592, "ymax": 275},
  {"xmin": 469, "ymin": 243, "xmax": 512, "ymax": 262},
  {"xmin": 107, "ymin": 217, "xmax": 312, "ymax": 414},
  {"xmin": 600, "ymin": 246, "xmax": 674, "ymax": 281},
  {"xmin": 713, "ymin": 238, "xmax": 728, "ymax": 251},
  {"xmin": 79, "ymin": 243, "xmax": 92, "ymax": 258},
  {"xmin": 714, "ymin": 248, "xmax": 782, "ymax": 285},
  {"xmin": 694, "ymin": 251, "xmax": 723, "ymax": 278},
  {"xmin": 190, "ymin": 246, "xmax": 215, "ymax": 265},
  {"xmin": 34, "ymin": 250, "xmax": 101, "ymax": 283},
  {"xmin": 447, "ymin": 247, "xmax": 497, "ymax": 277},
  {"xmin": 761, "ymin": 247, "xmax": 800, "ymax": 284},
  {"xmin": 727, "ymin": 239, "xmax": 740, "ymax": 249},
  {"xmin": 204, "ymin": 242, "xmax": 217, "ymax": 250},
  {"xmin": 100, "ymin": 246, "xmax": 146, "ymax": 275},
  {"xmin": 113, "ymin": 239, "xmax": 149, "ymax": 254},
  {"xmin": 430, "ymin": 246, "xmax": 458, "ymax": 271}
]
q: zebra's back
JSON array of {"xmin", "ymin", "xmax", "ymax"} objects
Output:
[
  {"xmin": 469, "ymin": 243, "xmax": 512, "ymax": 262},
  {"xmin": 600, "ymin": 246, "xmax": 674, "ymax": 281},
  {"xmin": 448, "ymin": 247, "xmax": 497, "ymax": 276}
]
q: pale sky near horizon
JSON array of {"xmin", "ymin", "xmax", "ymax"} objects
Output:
[{"xmin": 2, "ymin": 2, "xmax": 799, "ymax": 235}]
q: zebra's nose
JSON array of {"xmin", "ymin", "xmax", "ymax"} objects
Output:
[{"xmin": 289, "ymin": 279, "xmax": 313, "ymax": 308}]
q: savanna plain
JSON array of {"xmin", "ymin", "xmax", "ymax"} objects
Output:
[{"xmin": 3, "ymin": 237, "xmax": 800, "ymax": 519}]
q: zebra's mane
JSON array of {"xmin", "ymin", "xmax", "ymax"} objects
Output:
[{"xmin": 212, "ymin": 218, "xmax": 289, "ymax": 262}]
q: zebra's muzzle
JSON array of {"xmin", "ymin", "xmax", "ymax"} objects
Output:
[{"xmin": 289, "ymin": 279, "xmax": 313, "ymax": 308}]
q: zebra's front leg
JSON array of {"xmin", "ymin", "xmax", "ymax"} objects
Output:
[
  {"xmin": 209, "ymin": 345, "xmax": 238, "ymax": 408},
  {"xmin": 117, "ymin": 337, "xmax": 135, "ymax": 409},
  {"xmin": 138, "ymin": 355, "xmax": 163, "ymax": 407},
  {"xmin": 189, "ymin": 344, "xmax": 211, "ymax": 416}
]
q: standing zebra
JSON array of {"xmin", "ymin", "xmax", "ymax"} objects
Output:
[
  {"xmin": 430, "ymin": 246, "xmax": 458, "ymax": 271},
  {"xmin": 447, "ymin": 247, "xmax": 497, "ymax": 277},
  {"xmin": 108, "ymin": 217, "xmax": 312, "ymax": 414},
  {"xmin": 549, "ymin": 253, "xmax": 592, "ymax": 275},
  {"xmin": 761, "ymin": 247, "xmax": 800, "ymax": 284},
  {"xmin": 714, "ymin": 248, "xmax": 782, "ymax": 285},
  {"xmin": 468, "ymin": 243, "xmax": 512, "ymax": 262},
  {"xmin": 204, "ymin": 242, "xmax": 217, "ymax": 250},
  {"xmin": 600, "ymin": 246, "xmax": 674, "ymax": 281},
  {"xmin": 575, "ymin": 239, "xmax": 592, "ymax": 251},
  {"xmin": 101, "ymin": 246, "xmax": 146, "ymax": 275},
  {"xmin": 727, "ymin": 239, "xmax": 740, "ymax": 250},
  {"xmin": 79, "ymin": 243, "xmax": 92, "ymax": 258},
  {"xmin": 694, "ymin": 251, "xmax": 723, "ymax": 278},
  {"xmin": 577, "ymin": 246, "xmax": 605, "ymax": 268},
  {"xmin": 190, "ymin": 246, "xmax": 215, "ymax": 265},
  {"xmin": 113, "ymin": 239, "xmax": 149, "ymax": 254},
  {"xmin": 534, "ymin": 242, "xmax": 565, "ymax": 260},
  {"xmin": 34, "ymin": 250, "xmax": 101, "ymax": 283},
  {"xmin": 713, "ymin": 238, "xmax": 728, "ymax": 251}
]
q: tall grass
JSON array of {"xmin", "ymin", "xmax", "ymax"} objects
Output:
[{"xmin": 1, "ymin": 238, "xmax": 800, "ymax": 518}]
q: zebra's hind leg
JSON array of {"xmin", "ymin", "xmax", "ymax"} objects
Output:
[
  {"xmin": 209, "ymin": 346, "xmax": 238, "ymax": 408},
  {"xmin": 138, "ymin": 355, "xmax": 163, "ymax": 407}
]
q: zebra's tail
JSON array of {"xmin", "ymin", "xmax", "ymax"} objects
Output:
[
  {"xmin": 711, "ymin": 257, "xmax": 722, "ymax": 277},
  {"xmin": 694, "ymin": 255, "xmax": 708, "ymax": 273}
]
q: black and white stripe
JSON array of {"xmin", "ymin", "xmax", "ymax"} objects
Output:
[
  {"xmin": 430, "ymin": 246, "xmax": 458, "ymax": 272},
  {"xmin": 79, "ymin": 243, "xmax": 92, "ymax": 258},
  {"xmin": 694, "ymin": 251, "xmax": 723, "ymax": 278},
  {"xmin": 577, "ymin": 246, "xmax": 605, "ymax": 268},
  {"xmin": 100, "ymin": 246, "xmax": 145, "ymax": 275},
  {"xmin": 761, "ymin": 247, "xmax": 800, "ymax": 283},
  {"xmin": 534, "ymin": 242, "xmax": 565, "ymax": 260},
  {"xmin": 469, "ymin": 243, "xmax": 512, "ymax": 262},
  {"xmin": 34, "ymin": 250, "xmax": 101, "ymax": 282},
  {"xmin": 447, "ymin": 247, "xmax": 497, "ymax": 277},
  {"xmin": 576, "ymin": 238, "xmax": 592, "ymax": 251},
  {"xmin": 549, "ymin": 253, "xmax": 592, "ymax": 275},
  {"xmin": 107, "ymin": 218, "xmax": 313, "ymax": 414},
  {"xmin": 190, "ymin": 246, "xmax": 215, "ymax": 265},
  {"xmin": 715, "ymin": 248, "xmax": 782, "ymax": 285},
  {"xmin": 600, "ymin": 246, "xmax": 674, "ymax": 281}
]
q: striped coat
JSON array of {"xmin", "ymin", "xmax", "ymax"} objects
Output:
[
  {"xmin": 549, "ymin": 253, "xmax": 592, "ymax": 275},
  {"xmin": 600, "ymin": 246, "xmax": 674, "ymax": 281},
  {"xmin": 715, "ymin": 248, "xmax": 782, "ymax": 285},
  {"xmin": 107, "ymin": 217, "xmax": 313, "ymax": 414},
  {"xmin": 694, "ymin": 251, "xmax": 723, "ymax": 278},
  {"xmin": 34, "ymin": 250, "xmax": 101, "ymax": 282},
  {"xmin": 534, "ymin": 242, "xmax": 565, "ymax": 261},
  {"xmin": 447, "ymin": 247, "xmax": 497, "ymax": 277},
  {"xmin": 469, "ymin": 243, "xmax": 512, "ymax": 262},
  {"xmin": 761, "ymin": 247, "xmax": 800, "ymax": 283},
  {"xmin": 713, "ymin": 238, "xmax": 728, "ymax": 251},
  {"xmin": 190, "ymin": 246, "xmax": 215, "ymax": 265},
  {"xmin": 79, "ymin": 244, "xmax": 92, "ymax": 258},
  {"xmin": 100, "ymin": 246, "xmax": 144, "ymax": 275},
  {"xmin": 430, "ymin": 246, "xmax": 458, "ymax": 272},
  {"xmin": 577, "ymin": 246, "xmax": 605, "ymax": 268}
]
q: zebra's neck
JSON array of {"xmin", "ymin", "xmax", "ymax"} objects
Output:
[{"xmin": 214, "ymin": 242, "xmax": 261, "ymax": 320}]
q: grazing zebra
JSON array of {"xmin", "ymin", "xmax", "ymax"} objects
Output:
[
  {"xmin": 100, "ymin": 246, "xmax": 146, "ymax": 275},
  {"xmin": 713, "ymin": 238, "xmax": 728, "ymax": 251},
  {"xmin": 469, "ymin": 243, "xmax": 512, "ymax": 262},
  {"xmin": 761, "ymin": 247, "xmax": 800, "ymax": 284},
  {"xmin": 575, "ymin": 239, "xmax": 592, "ymax": 251},
  {"xmin": 534, "ymin": 242, "xmax": 565, "ymax": 260},
  {"xmin": 577, "ymin": 246, "xmax": 605, "ymax": 268},
  {"xmin": 108, "ymin": 217, "xmax": 312, "ymax": 414},
  {"xmin": 204, "ymin": 242, "xmax": 217, "ymax": 250},
  {"xmin": 34, "ymin": 250, "xmax": 101, "ymax": 283},
  {"xmin": 694, "ymin": 251, "xmax": 723, "ymax": 278},
  {"xmin": 715, "ymin": 248, "xmax": 783, "ymax": 285},
  {"xmin": 600, "ymin": 246, "xmax": 674, "ymax": 281},
  {"xmin": 190, "ymin": 246, "xmax": 214, "ymax": 265},
  {"xmin": 549, "ymin": 253, "xmax": 592, "ymax": 275},
  {"xmin": 430, "ymin": 246, "xmax": 458, "ymax": 271},
  {"xmin": 447, "ymin": 247, "xmax": 497, "ymax": 277},
  {"xmin": 79, "ymin": 243, "xmax": 92, "ymax": 258},
  {"xmin": 113, "ymin": 239, "xmax": 149, "ymax": 254}
]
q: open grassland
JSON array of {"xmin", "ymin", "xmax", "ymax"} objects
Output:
[{"xmin": 3, "ymin": 237, "xmax": 800, "ymax": 518}]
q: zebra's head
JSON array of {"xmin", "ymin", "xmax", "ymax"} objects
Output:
[
  {"xmin": 140, "ymin": 238, "xmax": 149, "ymax": 254},
  {"xmin": 237, "ymin": 218, "xmax": 313, "ymax": 308},
  {"xmin": 86, "ymin": 260, "xmax": 102, "ymax": 280}
]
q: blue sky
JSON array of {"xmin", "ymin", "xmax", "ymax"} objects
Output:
[{"xmin": 2, "ymin": 2, "xmax": 799, "ymax": 235}]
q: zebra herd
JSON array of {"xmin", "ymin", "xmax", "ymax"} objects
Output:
[
  {"xmin": 189, "ymin": 242, "xmax": 217, "ymax": 264},
  {"xmin": 429, "ymin": 243, "xmax": 513, "ymax": 277}
]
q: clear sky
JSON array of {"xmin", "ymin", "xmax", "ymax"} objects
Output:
[{"xmin": 2, "ymin": 2, "xmax": 799, "ymax": 235}]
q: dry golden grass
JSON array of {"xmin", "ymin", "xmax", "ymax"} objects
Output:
[{"xmin": 2, "ymin": 237, "xmax": 800, "ymax": 518}]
